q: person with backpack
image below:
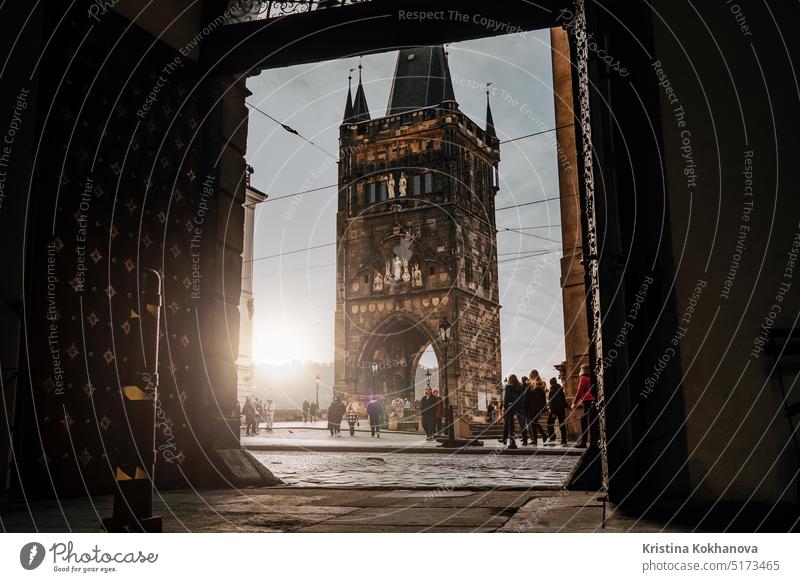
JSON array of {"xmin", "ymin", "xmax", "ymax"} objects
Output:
[{"xmin": 546, "ymin": 377, "xmax": 569, "ymax": 446}]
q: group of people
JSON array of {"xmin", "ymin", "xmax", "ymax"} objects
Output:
[
  {"xmin": 500, "ymin": 364, "xmax": 596, "ymax": 449},
  {"xmin": 419, "ymin": 387, "xmax": 447, "ymax": 441},
  {"xmin": 326, "ymin": 396, "xmax": 385, "ymax": 438},
  {"xmin": 240, "ymin": 395, "xmax": 275, "ymax": 436},
  {"xmin": 301, "ymin": 399, "xmax": 319, "ymax": 423}
]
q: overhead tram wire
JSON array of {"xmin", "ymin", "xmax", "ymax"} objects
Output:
[
  {"xmin": 245, "ymin": 101, "xmax": 338, "ymax": 159},
  {"xmin": 254, "ymin": 247, "xmax": 561, "ymax": 278},
  {"xmin": 257, "ymin": 124, "xmax": 575, "ymax": 204},
  {"xmin": 245, "ymin": 213, "xmax": 567, "ymax": 264}
]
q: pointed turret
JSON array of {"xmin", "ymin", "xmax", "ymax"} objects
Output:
[
  {"xmin": 342, "ymin": 69, "xmax": 354, "ymax": 124},
  {"xmin": 351, "ymin": 63, "xmax": 371, "ymax": 123},
  {"xmin": 387, "ymin": 45, "xmax": 456, "ymax": 115},
  {"xmin": 485, "ymin": 84, "xmax": 497, "ymax": 140}
]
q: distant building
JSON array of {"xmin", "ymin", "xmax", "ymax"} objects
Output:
[{"xmin": 238, "ymin": 169, "xmax": 267, "ymax": 402}]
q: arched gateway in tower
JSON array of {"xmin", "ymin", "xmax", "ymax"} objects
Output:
[{"xmin": 334, "ymin": 46, "xmax": 502, "ymax": 415}]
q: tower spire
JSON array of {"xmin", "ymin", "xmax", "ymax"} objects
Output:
[
  {"xmin": 485, "ymin": 82, "xmax": 497, "ymax": 140},
  {"xmin": 343, "ymin": 68, "xmax": 354, "ymax": 123},
  {"xmin": 351, "ymin": 60, "xmax": 371, "ymax": 123},
  {"xmin": 387, "ymin": 45, "xmax": 456, "ymax": 115}
]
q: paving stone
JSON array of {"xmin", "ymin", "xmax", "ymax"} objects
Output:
[{"xmin": 325, "ymin": 506, "xmax": 512, "ymax": 528}]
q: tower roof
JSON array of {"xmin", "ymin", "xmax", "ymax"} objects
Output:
[
  {"xmin": 485, "ymin": 89, "xmax": 497, "ymax": 140},
  {"xmin": 351, "ymin": 65, "xmax": 371, "ymax": 123},
  {"xmin": 386, "ymin": 46, "xmax": 456, "ymax": 115},
  {"xmin": 343, "ymin": 72, "xmax": 354, "ymax": 123}
]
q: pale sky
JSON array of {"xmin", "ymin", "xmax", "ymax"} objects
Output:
[{"xmin": 245, "ymin": 30, "xmax": 566, "ymax": 379}]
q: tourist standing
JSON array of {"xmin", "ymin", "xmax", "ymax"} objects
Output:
[
  {"xmin": 572, "ymin": 364, "xmax": 597, "ymax": 448},
  {"xmin": 309, "ymin": 401, "xmax": 318, "ymax": 423},
  {"xmin": 367, "ymin": 397, "xmax": 383, "ymax": 437},
  {"xmin": 502, "ymin": 375, "xmax": 526, "ymax": 449},
  {"xmin": 525, "ymin": 371, "xmax": 548, "ymax": 445},
  {"xmin": 327, "ymin": 396, "xmax": 346, "ymax": 437},
  {"xmin": 253, "ymin": 399, "xmax": 262, "ymax": 435},
  {"xmin": 420, "ymin": 387, "xmax": 438, "ymax": 441},
  {"xmin": 302, "ymin": 399, "xmax": 310, "ymax": 423},
  {"xmin": 546, "ymin": 377, "xmax": 569, "ymax": 446},
  {"xmin": 486, "ymin": 400, "xmax": 495, "ymax": 424},
  {"xmin": 242, "ymin": 396, "xmax": 256, "ymax": 436},
  {"xmin": 264, "ymin": 398, "xmax": 275, "ymax": 432}
]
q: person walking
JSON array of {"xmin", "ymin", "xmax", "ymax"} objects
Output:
[
  {"xmin": 253, "ymin": 399, "xmax": 262, "ymax": 435},
  {"xmin": 525, "ymin": 371, "xmax": 548, "ymax": 445},
  {"xmin": 345, "ymin": 402, "xmax": 360, "ymax": 437},
  {"xmin": 242, "ymin": 396, "xmax": 256, "ymax": 436},
  {"xmin": 420, "ymin": 387, "xmax": 438, "ymax": 441},
  {"xmin": 546, "ymin": 377, "xmax": 569, "ymax": 446},
  {"xmin": 302, "ymin": 399, "xmax": 310, "ymax": 423},
  {"xmin": 366, "ymin": 397, "xmax": 383, "ymax": 437},
  {"xmin": 433, "ymin": 389, "xmax": 445, "ymax": 437},
  {"xmin": 327, "ymin": 396, "xmax": 346, "ymax": 437},
  {"xmin": 572, "ymin": 364, "xmax": 597, "ymax": 448},
  {"xmin": 309, "ymin": 401, "xmax": 318, "ymax": 423},
  {"xmin": 502, "ymin": 375, "xmax": 526, "ymax": 449},
  {"xmin": 264, "ymin": 398, "xmax": 275, "ymax": 432}
]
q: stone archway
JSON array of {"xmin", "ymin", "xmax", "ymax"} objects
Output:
[{"xmin": 352, "ymin": 312, "xmax": 442, "ymax": 404}]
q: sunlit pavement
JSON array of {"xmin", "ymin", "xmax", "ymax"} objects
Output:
[
  {"xmin": 241, "ymin": 421, "xmax": 583, "ymax": 489},
  {"xmin": 242, "ymin": 421, "xmax": 584, "ymax": 455}
]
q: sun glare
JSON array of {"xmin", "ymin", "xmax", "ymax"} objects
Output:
[{"xmin": 253, "ymin": 324, "xmax": 308, "ymax": 366}]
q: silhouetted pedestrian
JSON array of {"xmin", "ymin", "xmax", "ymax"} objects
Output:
[
  {"xmin": 327, "ymin": 396, "xmax": 346, "ymax": 437},
  {"xmin": 546, "ymin": 377, "xmax": 569, "ymax": 446},
  {"xmin": 502, "ymin": 375, "xmax": 526, "ymax": 449},
  {"xmin": 572, "ymin": 364, "xmax": 597, "ymax": 448},
  {"xmin": 420, "ymin": 387, "xmax": 438, "ymax": 441}
]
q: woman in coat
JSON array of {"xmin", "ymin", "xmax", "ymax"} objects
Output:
[
  {"xmin": 572, "ymin": 364, "xmax": 596, "ymax": 447},
  {"xmin": 345, "ymin": 402, "xmax": 360, "ymax": 436},
  {"xmin": 502, "ymin": 375, "xmax": 526, "ymax": 449},
  {"xmin": 546, "ymin": 377, "xmax": 569, "ymax": 445},
  {"xmin": 327, "ymin": 396, "xmax": 346, "ymax": 437},
  {"xmin": 525, "ymin": 370, "xmax": 548, "ymax": 445}
]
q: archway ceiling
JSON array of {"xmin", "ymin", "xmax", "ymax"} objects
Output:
[{"xmin": 205, "ymin": 0, "xmax": 568, "ymax": 74}]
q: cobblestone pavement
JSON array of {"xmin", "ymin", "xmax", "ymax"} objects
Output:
[
  {"xmin": 243, "ymin": 422, "xmax": 583, "ymax": 455},
  {"xmin": 252, "ymin": 450, "xmax": 577, "ymax": 488}
]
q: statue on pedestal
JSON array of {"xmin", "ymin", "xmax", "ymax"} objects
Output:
[
  {"xmin": 412, "ymin": 263, "xmax": 423, "ymax": 288},
  {"xmin": 399, "ymin": 172, "xmax": 407, "ymax": 197},
  {"xmin": 387, "ymin": 173, "xmax": 396, "ymax": 199}
]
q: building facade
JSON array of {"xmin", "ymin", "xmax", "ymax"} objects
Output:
[
  {"xmin": 237, "ymin": 171, "xmax": 267, "ymax": 403},
  {"xmin": 333, "ymin": 47, "xmax": 502, "ymax": 416}
]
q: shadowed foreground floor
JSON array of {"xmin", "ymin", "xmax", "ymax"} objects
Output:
[{"xmin": 0, "ymin": 489, "xmax": 688, "ymax": 533}]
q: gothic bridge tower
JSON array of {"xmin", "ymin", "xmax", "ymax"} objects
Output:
[{"xmin": 334, "ymin": 48, "xmax": 502, "ymax": 415}]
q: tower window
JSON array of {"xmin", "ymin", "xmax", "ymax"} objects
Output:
[
  {"xmin": 424, "ymin": 173, "xmax": 433, "ymax": 194},
  {"xmin": 369, "ymin": 181, "xmax": 388, "ymax": 203},
  {"xmin": 412, "ymin": 174, "xmax": 421, "ymax": 196}
]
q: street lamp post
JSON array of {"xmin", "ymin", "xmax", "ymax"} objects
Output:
[
  {"xmin": 439, "ymin": 317, "xmax": 456, "ymax": 446},
  {"xmin": 315, "ymin": 374, "xmax": 320, "ymax": 407}
]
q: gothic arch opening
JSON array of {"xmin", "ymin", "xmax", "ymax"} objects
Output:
[{"xmin": 349, "ymin": 312, "xmax": 441, "ymax": 405}]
